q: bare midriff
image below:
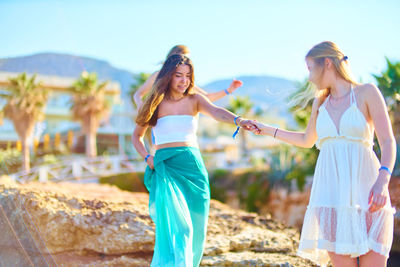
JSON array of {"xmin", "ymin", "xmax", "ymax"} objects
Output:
[{"xmin": 155, "ymin": 141, "xmax": 198, "ymax": 150}]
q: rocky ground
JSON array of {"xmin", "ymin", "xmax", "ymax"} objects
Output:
[{"xmin": 0, "ymin": 175, "xmax": 315, "ymax": 267}]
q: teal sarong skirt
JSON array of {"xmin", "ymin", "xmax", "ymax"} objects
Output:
[{"xmin": 144, "ymin": 146, "xmax": 210, "ymax": 267}]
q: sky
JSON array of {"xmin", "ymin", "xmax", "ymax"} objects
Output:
[{"xmin": 0, "ymin": 0, "xmax": 399, "ymax": 85}]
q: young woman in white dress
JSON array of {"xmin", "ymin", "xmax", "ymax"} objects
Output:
[{"xmin": 252, "ymin": 41, "xmax": 396, "ymax": 267}]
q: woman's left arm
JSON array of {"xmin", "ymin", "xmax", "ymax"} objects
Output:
[
  {"xmin": 365, "ymin": 84, "xmax": 397, "ymax": 212},
  {"xmin": 194, "ymin": 79, "xmax": 243, "ymax": 102}
]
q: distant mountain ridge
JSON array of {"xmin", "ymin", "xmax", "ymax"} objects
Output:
[
  {"xmin": 0, "ymin": 53, "xmax": 135, "ymax": 96},
  {"xmin": 204, "ymin": 75, "xmax": 297, "ymax": 108},
  {"xmin": 204, "ymin": 76, "xmax": 298, "ymax": 126},
  {"xmin": 0, "ymin": 53, "xmax": 299, "ymax": 124}
]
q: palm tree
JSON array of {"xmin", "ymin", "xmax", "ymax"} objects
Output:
[
  {"xmin": 70, "ymin": 71, "xmax": 111, "ymax": 158},
  {"xmin": 128, "ymin": 72, "xmax": 151, "ymax": 108},
  {"xmin": 373, "ymin": 58, "xmax": 400, "ymax": 143},
  {"xmin": 0, "ymin": 73, "xmax": 48, "ymax": 172},
  {"xmin": 373, "ymin": 58, "xmax": 400, "ymax": 176},
  {"xmin": 226, "ymin": 95, "xmax": 254, "ymax": 156}
]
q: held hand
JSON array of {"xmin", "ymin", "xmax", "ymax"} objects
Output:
[
  {"xmin": 238, "ymin": 119, "xmax": 259, "ymax": 132},
  {"xmin": 251, "ymin": 121, "xmax": 273, "ymax": 135},
  {"xmin": 368, "ymin": 174, "xmax": 390, "ymax": 213},
  {"xmin": 146, "ymin": 156, "xmax": 154, "ymax": 170},
  {"xmin": 227, "ymin": 79, "xmax": 243, "ymax": 93}
]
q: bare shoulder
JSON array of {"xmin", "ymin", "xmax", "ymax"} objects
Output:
[
  {"xmin": 190, "ymin": 93, "xmax": 208, "ymax": 102},
  {"xmin": 354, "ymin": 83, "xmax": 387, "ymax": 113},
  {"xmin": 355, "ymin": 83, "xmax": 381, "ymax": 98},
  {"xmin": 188, "ymin": 93, "xmax": 214, "ymax": 113},
  {"xmin": 357, "ymin": 83, "xmax": 385, "ymax": 103}
]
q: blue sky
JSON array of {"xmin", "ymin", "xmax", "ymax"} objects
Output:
[{"xmin": 1, "ymin": 0, "xmax": 399, "ymax": 85}]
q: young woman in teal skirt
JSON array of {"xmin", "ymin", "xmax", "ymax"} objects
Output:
[{"xmin": 132, "ymin": 54, "xmax": 257, "ymax": 267}]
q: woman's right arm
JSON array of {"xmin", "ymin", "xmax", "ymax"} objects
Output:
[
  {"xmin": 133, "ymin": 71, "xmax": 159, "ymax": 109},
  {"xmin": 132, "ymin": 124, "xmax": 154, "ymax": 169},
  {"xmin": 254, "ymin": 97, "xmax": 321, "ymax": 148}
]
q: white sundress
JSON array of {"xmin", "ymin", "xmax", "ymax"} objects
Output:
[{"xmin": 297, "ymin": 88, "xmax": 395, "ymax": 266}]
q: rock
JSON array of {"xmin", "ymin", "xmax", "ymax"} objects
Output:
[
  {"xmin": 0, "ymin": 179, "xmax": 315, "ymax": 266},
  {"xmin": 264, "ymin": 187, "xmax": 310, "ymax": 229},
  {"xmin": 205, "ymin": 202, "xmax": 298, "ymax": 256},
  {"xmin": 202, "ymin": 251, "xmax": 312, "ymax": 267},
  {"xmin": 0, "ymin": 180, "xmax": 154, "ymax": 266}
]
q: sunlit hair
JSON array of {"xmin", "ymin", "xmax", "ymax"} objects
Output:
[
  {"xmin": 136, "ymin": 54, "xmax": 195, "ymax": 126},
  {"xmin": 291, "ymin": 41, "xmax": 359, "ymax": 109},
  {"xmin": 166, "ymin": 45, "xmax": 190, "ymax": 59}
]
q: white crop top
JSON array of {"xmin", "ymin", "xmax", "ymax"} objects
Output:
[{"xmin": 152, "ymin": 115, "xmax": 198, "ymax": 145}]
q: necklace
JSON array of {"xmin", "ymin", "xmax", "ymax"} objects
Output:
[
  {"xmin": 330, "ymin": 90, "xmax": 350, "ymax": 101},
  {"xmin": 329, "ymin": 95, "xmax": 349, "ymax": 110},
  {"xmin": 328, "ymin": 85, "xmax": 352, "ymax": 109}
]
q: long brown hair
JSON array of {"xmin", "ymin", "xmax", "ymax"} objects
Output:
[{"xmin": 136, "ymin": 54, "xmax": 195, "ymax": 126}]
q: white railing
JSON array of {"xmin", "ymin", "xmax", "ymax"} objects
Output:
[{"xmin": 9, "ymin": 155, "xmax": 146, "ymax": 183}]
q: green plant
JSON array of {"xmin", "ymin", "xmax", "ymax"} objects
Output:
[
  {"xmin": 209, "ymin": 168, "xmax": 230, "ymax": 202},
  {"xmin": 129, "ymin": 72, "xmax": 151, "ymax": 108},
  {"xmin": 373, "ymin": 58, "xmax": 400, "ymax": 175},
  {"xmin": 0, "ymin": 148, "xmax": 22, "ymax": 175},
  {"xmin": 99, "ymin": 172, "xmax": 147, "ymax": 192}
]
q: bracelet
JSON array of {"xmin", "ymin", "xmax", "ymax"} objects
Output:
[
  {"xmin": 379, "ymin": 166, "xmax": 392, "ymax": 176},
  {"xmin": 234, "ymin": 116, "xmax": 241, "ymax": 126},
  {"xmin": 273, "ymin": 128, "xmax": 279, "ymax": 138},
  {"xmin": 224, "ymin": 89, "xmax": 230, "ymax": 95},
  {"xmin": 233, "ymin": 116, "xmax": 241, "ymax": 139},
  {"xmin": 144, "ymin": 154, "xmax": 151, "ymax": 162}
]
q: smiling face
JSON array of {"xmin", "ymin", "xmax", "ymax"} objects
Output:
[{"xmin": 170, "ymin": 64, "xmax": 192, "ymax": 95}]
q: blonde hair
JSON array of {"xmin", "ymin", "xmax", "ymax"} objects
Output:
[
  {"xmin": 136, "ymin": 54, "xmax": 195, "ymax": 126},
  {"xmin": 292, "ymin": 41, "xmax": 358, "ymax": 109}
]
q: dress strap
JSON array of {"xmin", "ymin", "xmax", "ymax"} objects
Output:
[
  {"xmin": 350, "ymin": 84, "xmax": 357, "ymax": 106},
  {"xmin": 323, "ymin": 95, "xmax": 330, "ymax": 108}
]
